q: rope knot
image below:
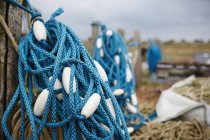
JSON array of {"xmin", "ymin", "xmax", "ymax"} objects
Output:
[
  {"xmin": 73, "ymin": 114, "xmax": 86, "ymax": 121},
  {"xmin": 31, "ymin": 16, "xmax": 44, "ymax": 27},
  {"xmin": 30, "ymin": 12, "xmax": 42, "ymax": 22}
]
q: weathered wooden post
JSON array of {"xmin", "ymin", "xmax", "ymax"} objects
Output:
[
  {"xmin": 133, "ymin": 31, "xmax": 142, "ymax": 86},
  {"xmin": 117, "ymin": 28, "xmax": 125, "ymax": 39},
  {"xmin": 88, "ymin": 21, "xmax": 100, "ymax": 54},
  {"xmin": 0, "ymin": 0, "xmax": 23, "ymax": 139}
]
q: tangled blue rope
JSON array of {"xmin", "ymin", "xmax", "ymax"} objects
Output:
[
  {"xmin": 2, "ymin": 1, "xmax": 130, "ymax": 139},
  {"xmin": 93, "ymin": 25, "xmax": 146, "ymax": 133}
]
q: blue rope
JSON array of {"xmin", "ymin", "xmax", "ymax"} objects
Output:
[
  {"xmin": 2, "ymin": 1, "xmax": 130, "ymax": 139},
  {"xmin": 93, "ymin": 25, "xmax": 146, "ymax": 132}
]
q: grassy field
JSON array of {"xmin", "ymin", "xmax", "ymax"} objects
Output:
[{"xmin": 161, "ymin": 42, "xmax": 210, "ymax": 63}]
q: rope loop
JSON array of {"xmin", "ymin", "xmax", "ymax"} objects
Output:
[
  {"xmin": 2, "ymin": 1, "xmax": 130, "ymax": 139},
  {"xmin": 93, "ymin": 24, "xmax": 157, "ymax": 133}
]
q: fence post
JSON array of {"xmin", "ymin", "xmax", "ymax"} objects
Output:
[{"xmin": 0, "ymin": 0, "xmax": 23, "ymax": 138}]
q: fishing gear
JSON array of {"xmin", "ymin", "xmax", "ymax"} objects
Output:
[
  {"xmin": 131, "ymin": 119, "xmax": 210, "ymax": 140},
  {"xmin": 93, "ymin": 25, "xmax": 146, "ymax": 133},
  {"xmin": 2, "ymin": 0, "xmax": 130, "ymax": 139}
]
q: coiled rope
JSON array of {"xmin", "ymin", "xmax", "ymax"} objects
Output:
[
  {"xmin": 2, "ymin": 1, "xmax": 130, "ymax": 139},
  {"xmin": 131, "ymin": 119, "xmax": 210, "ymax": 140},
  {"xmin": 93, "ymin": 25, "xmax": 147, "ymax": 133},
  {"xmin": 174, "ymin": 78, "xmax": 210, "ymax": 105}
]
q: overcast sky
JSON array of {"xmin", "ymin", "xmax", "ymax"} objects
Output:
[{"xmin": 31, "ymin": 0, "xmax": 210, "ymax": 41}]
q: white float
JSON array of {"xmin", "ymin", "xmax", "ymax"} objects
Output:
[
  {"xmin": 126, "ymin": 67, "xmax": 132, "ymax": 82},
  {"xmin": 122, "ymin": 130, "xmax": 125, "ymax": 135},
  {"xmin": 127, "ymin": 102, "xmax": 137, "ymax": 113},
  {"xmin": 114, "ymin": 55, "xmax": 120, "ymax": 64},
  {"xmin": 113, "ymin": 89, "xmax": 124, "ymax": 96},
  {"xmin": 72, "ymin": 77, "xmax": 76, "ymax": 93},
  {"xmin": 96, "ymin": 38, "xmax": 102, "ymax": 48},
  {"xmin": 62, "ymin": 67, "xmax": 76, "ymax": 94},
  {"xmin": 33, "ymin": 89, "xmax": 49, "ymax": 116},
  {"xmin": 106, "ymin": 30, "xmax": 113, "ymax": 36},
  {"xmin": 100, "ymin": 49, "xmax": 104, "ymax": 57},
  {"xmin": 113, "ymin": 80, "xmax": 117, "ymax": 85},
  {"xmin": 120, "ymin": 119, "xmax": 122, "ymax": 126},
  {"xmin": 93, "ymin": 60, "xmax": 108, "ymax": 82},
  {"xmin": 100, "ymin": 123, "xmax": 110, "ymax": 132},
  {"xmin": 81, "ymin": 93, "xmax": 101, "ymax": 118},
  {"xmin": 49, "ymin": 77, "xmax": 62, "ymax": 90},
  {"xmin": 33, "ymin": 20, "xmax": 47, "ymax": 41},
  {"xmin": 127, "ymin": 127, "xmax": 134, "ymax": 134},
  {"xmin": 106, "ymin": 98, "xmax": 116, "ymax": 119},
  {"xmin": 131, "ymin": 93, "xmax": 138, "ymax": 106},
  {"xmin": 49, "ymin": 77, "xmax": 63, "ymax": 100}
]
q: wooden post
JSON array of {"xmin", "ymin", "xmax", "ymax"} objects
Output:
[
  {"xmin": 134, "ymin": 46, "xmax": 142, "ymax": 87},
  {"xmin": 88, "ymin": 21, "xmax": 100, "ymax": 55},
  {"xmin": 131, "ymin": 31, "xmax": 142, "ymax": 87},
  {"xmin": 0, "ymin": 0, "xmax": 22, "ymax": 139}
]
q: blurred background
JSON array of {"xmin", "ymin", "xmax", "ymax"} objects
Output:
[
  {"xmin": 31, "ymin": 0, "xmax": 210, "ymax": 42},
  {"xmin": 0, "ymin": 0, "xmax": 210, "ymax": 139},
  {"xmin": 30, "ymin": 0, "xmax": 210, "ymax": 99}
]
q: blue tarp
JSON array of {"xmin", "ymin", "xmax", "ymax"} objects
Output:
[{"xmin": 147, "ymin": 40, "xmax": 162, "ymax": 73}]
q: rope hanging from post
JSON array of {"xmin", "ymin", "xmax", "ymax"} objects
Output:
[
  {"xmin": 93, "ymin": 25, "xmax": 156, "ymax": 133},
  {"xmin": 2, "ymin": 0, "xmax": 130, "ymax": 139}
]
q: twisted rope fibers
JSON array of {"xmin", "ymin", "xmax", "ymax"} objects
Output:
[
  {"xmin": 130, "ymin": 119, "xmax": 210, "ymax": 140},
  {"xmin": 174, "ymin": 78, "xmax": 210, "ymax": 105},
  {"xmin": 2, "ymin": 1, "xmax": 130, "ymax": 139},
  {"xmin": 93, "ymin": 25, "xmax": 149, "ymax": 132}
]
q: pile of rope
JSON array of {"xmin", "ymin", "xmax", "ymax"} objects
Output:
[
  {"xmin": 2, "ymin": 0, "xmax": 130, "ymax": 139},
  {"xmin": 93, "ymin": 25, "xmax": 149, "ymax": 133},
  {"xmin": 131, "ymin": 119, "xmax": 210, "ymax": 140},
  {"xmin": 131, "ymin": 77, "xmax": 210, "ymax": 139},
  {"xmin": 139, "ymin": 103, "xmax": 156, "ymax": 119},
  {"xmin": 174, "ymin": 78, "xmax": 210, "ymax": 104}
]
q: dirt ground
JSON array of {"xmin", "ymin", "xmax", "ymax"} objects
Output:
[{"xmin": 131, "ymin": 42, "xmax": 210, "ymax": 139}]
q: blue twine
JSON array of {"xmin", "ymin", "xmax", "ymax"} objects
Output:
[
  {"xmin": 2, "ymin": 1, "xmax": 130, "ymax": 139},
  {"xmin": 93, "ymin": 25, "xmax": 146, "ymax": 132}
]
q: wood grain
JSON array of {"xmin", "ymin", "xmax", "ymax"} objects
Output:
[{"xmin": 0, "ymin": 0, "xmax": 22, "ymax": 139}]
